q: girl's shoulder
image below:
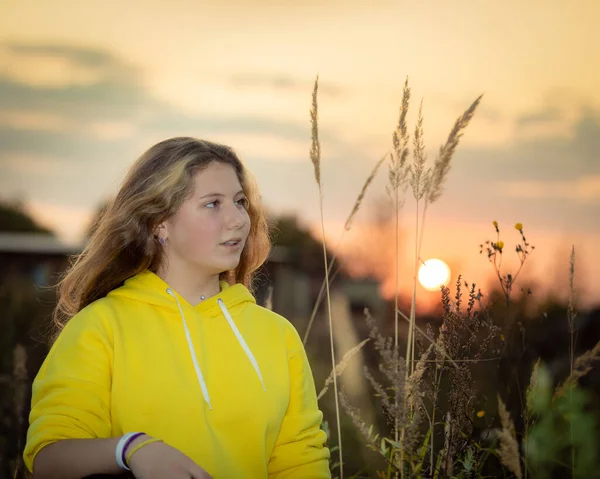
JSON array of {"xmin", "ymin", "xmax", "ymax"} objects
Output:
[
  {"xmin": 56, "ymin": 294, "xmax": 124, "ymax": 342},
  {"xmin": 43, "ymin": 297, "xmax": 120, "ymax": 370},
  {"xmin": 243, "ymin": 303, "xmax": 306, "ymax": 351},
  {"xmin": 244, "ymin": 302, "xmax": 292, "ymax": 328}
]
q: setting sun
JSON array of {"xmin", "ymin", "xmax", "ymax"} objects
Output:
[{"xmin": 418, "ymin": 258, "xmax": 451, "ymax": 291}]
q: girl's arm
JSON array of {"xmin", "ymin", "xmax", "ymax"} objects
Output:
[
  {"xmin": 33, "ymin": 436, "xmax": 131, "ymax": 479},
  {"xmin": 24, "ymin": 305, "xmax": 115, "ymax": 476},
  {"xmin": 268, "ymin": 324, "xmax": 331, "ymax": 478}
]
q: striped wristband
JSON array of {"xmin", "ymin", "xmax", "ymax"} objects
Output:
[{"xmin": 116, "ymin": 432, "xmax": 145, "ymax": 471}]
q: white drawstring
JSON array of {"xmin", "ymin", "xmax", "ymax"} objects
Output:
[
  {"xmin": 166, "ymin": 288, "xmax": 266, "ymax": 411},
  {"xmin": 167, "ymin": 288, "xmax": 212, "ymax": 410},
  {"xmin": 218, "ymin": 299, "xmax": 267, "ymax": 392}
]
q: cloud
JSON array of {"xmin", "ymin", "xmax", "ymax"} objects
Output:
[
  {"xmin": 0, "ymin": 41, "xmax": 366, "ymax": 234},
  {"xmin": 517, "ymin": 106, "xmax": 563, "ymax": 126},
  {"xmin": 230, "ymin": 72, "xmax": 343, "ymax": 97},
  {"xmin": 1, "ymin": 41, "xmax": 599, "ymax": 242},
  {"xmin": 499, "ymin": 176, "xmax": 600, "ymax": 202},
  {"xmin": 0, "ymin": 42, "xmax": 348, "ymax": 144},
  {"xmin": 0, "ymin": 42, "xmax": 139, "ymax": 87},
  {"xmin": 0, "ymin": 42, "xmax": 341, "ymax": 159},
  {"xmin": 6, "ymin": 43, "xmax": 125, "ymax": 69},
  {"xmin": 0, "ymin": 77, "xmax": 152, "ymax": 123},
  {"xmin": 0, "ymin": 110, "xmax": 70, "ymax": 132},
  {"xmin": 0, "ymin": 42, "xmax": 157, "ymax": 134},
  {"xmin": 421, "ymin": 102, "xmax": 600, "ymax": 236},
  {"xmin": 454, "ymin": 109, "xmax": 600, "ymax": 183}
]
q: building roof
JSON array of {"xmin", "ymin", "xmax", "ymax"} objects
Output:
[{"xmin": 0, "ymin": 232, "xmax": 292, "ymax": 262}]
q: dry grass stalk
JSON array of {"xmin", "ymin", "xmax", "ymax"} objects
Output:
[
  {"xmin": 400, "ymin": 90, "xmax": 483, "ymax": 478},
  {"xmin": 406, "ymin": 343, "xmax": 431, "ymax": 470},
  {"xmin": 389, "ymin": 77, "xmax": 411, "ymax": 362},
  {"xmin": 406, "ymin": 101, "xmax": 431, "ymax": 384},
  {"xmin": 303, "ymin": 265, "xmax": 341, "ymax": 345},
  {"xmin": 410, "ymin": 96, "xmax": 484, "ymax": 316},
  {"xmin": 553, "ymin": 246, "xmax": 600, "ymax": 399},
  {"xmin": 409, "ymin": 99, "xmax": 431, "ymax": 202},
  {"xmin": 523, "ymin": 359, "xmax": 540, "ymax": 477},
  {"xmin": 406, "ymin": 341, "xmax": 433, "ymax": 409},
  {"xmin": 339, "ymin": 389, "xmax": 380, "ymax": 451},
  {"xmin": 364, "ymin": 308, "xmax": 405, "ymax": 389},
  {"xmin": 340, "ymin": 387, "xmax": 404, "ymax": 472},
  {"xmin": 389, "ymin": 78, "xmax": 411, "ymax": 351},
  {"xmin": 340, "ymin": 308, "xmax": 419, "ymax": 473},
  {"xmin": 497, "ymin": 395, "xmax": 523, "ymax": 479},
  {"xmin": 566, "ymin": 245, "xmax": 576, "ymax": 478},
  {"xmin": 345, "ymin": 153, "xmax": 388, "ymax": 231},
  {"xmin": 363, "ymin": 367, "xmax": 394, "ymax": 418},
  {"xmin": 438, "ymin": 411, "xmax": 452, "ymax": 477},
  {"xmin": 309, "ymin": 75, "xmax": 343, "ymax": 477},
  {"xmin": 412, "ymin": 96, "xmax": 483, "ymax": 383},
  {"xmin": 432, "ymin": 279, "xmax": 500, "ymax": 467},
  {"xmin": 388, "ymin": 77, "xmax": 411, "ymax": 195},
  {"xmin": 525, "ymin": 359, "xmax": 540, "ymax": 413},
  {"xmin": 389, "ymin": 78, "xmax": 411, "ymax": 479},
  {"xmin": 396, "ymin": 306, "xmax": 459, "ymax": 369},
  {"xmin": 554, "ymin": 340, "xmax": 600, "ymax": 399},
  {"xmin": 310, "ymin": 76, "xmax": 321, "ymax": 187},
  {"xmin": 304, "ymin": 152, "xmax": 387, "ymax": 345},
  {"xmin": 406, "ymin": 99, "xmax": 430, "ymax": 380},
  {"xmin": 318, "ymin": 339, "xmax": 370, "ymax": 401},
  {"xmin": 568, "ymin": 245, "xmax": 576, "ymax": 374},
  {"xmin": 427, "ymin": 94, "xmax": 483, "ymax": 204}
]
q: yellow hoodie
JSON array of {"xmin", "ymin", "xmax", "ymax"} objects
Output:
[{"xmin": 24, "ymin": 270, "xmax": 331, "ymax": 478}]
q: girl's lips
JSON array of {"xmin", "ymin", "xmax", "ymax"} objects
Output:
[
  {"xmin": 221, "ymin": 239, "xmax": 241, "ymax": 245},
  {"xmin": 220, "ymin": 239, "xmax": 243, "ymax": 251}
]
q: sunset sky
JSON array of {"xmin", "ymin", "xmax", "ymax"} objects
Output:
[{"xmin": 1, "ymin": 0, "xmax": 599, "ymax": 307}]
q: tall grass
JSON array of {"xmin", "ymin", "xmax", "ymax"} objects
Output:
[
  {"xmin": 302, "ymin": 152, "xmax": 387, "ymax": 346},
  {"xmin": 388, "ymin": 80, "xmax": 411, "ymax": 476},
  {"xmin": 304, "ymin": 76, "xmax": 600, "ymax": 478},
  {"xmin": 309, "ymin": 76, "xmax": 344, "ymax": 478},
  {"xmin": 397, "ymin": 83, "xmax": 482, "ymax": 478},
  {"xmin": 306, "ymin": 76, "xmax": 485, "ymax": 477}
]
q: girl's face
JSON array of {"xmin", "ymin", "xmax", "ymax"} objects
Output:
[{"xmin": 161, "ymin": 162, "xmax": 251, "ymax": 276}]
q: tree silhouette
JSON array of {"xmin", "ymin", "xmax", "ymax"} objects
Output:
[{"xmin": 0, "ymin": 200, "xmax": 53, "ymax": 235}]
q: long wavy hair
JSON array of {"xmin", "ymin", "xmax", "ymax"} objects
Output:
[{"xmin": 53, "ymin": 137, "xmax": 271, "ymax": 338}]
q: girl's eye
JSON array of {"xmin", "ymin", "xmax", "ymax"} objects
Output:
[
  {"xmin": 206, "ymin": 200, "xmax": 220, "ymax": 208},
  {"xmin": 236, "ymin": 198, "xmax": 248, "ymax": 208}
]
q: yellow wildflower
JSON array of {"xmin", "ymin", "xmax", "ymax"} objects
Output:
[
  {"xmin": 496, "ymin": 240, "xmax": 504, "ymax": 250},
  {"xmin": 493, "ymin": 220, "xmax": 498, "ymax": 228},
  {"xmin": 515, "ymin": 223, "xmax": 523, "ymax": 231},
  {"xmin": 476, "ymin": 410, "xmax": 486, "ymax": 418}
]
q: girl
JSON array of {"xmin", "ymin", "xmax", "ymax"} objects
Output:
[{"xmin": 23, "ymin": 137, "xmax": 331, "ymax": 478}]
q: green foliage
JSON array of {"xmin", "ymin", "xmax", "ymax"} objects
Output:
[{"xmin": 525, "ymin": 364, "xmax": 600, "ymax": 479}]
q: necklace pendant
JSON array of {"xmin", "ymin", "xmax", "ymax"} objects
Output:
[{"xmin": 200, "ymin": 295, "xmax": 206, "ymax": 301}]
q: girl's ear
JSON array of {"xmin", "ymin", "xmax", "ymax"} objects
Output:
[{"xmin": 154, "ymin": 223, "xmax": 168, "ymax": 240}]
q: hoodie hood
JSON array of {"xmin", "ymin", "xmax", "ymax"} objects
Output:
[
  {"xmin": 110, "ymin": 269, "xmax": 256, "ymax": 315},
  {"xmin": 109, "ymin": 269, "xmax": 265, "ymax": 410}
]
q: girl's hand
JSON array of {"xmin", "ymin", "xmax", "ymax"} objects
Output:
[{"xmin": 128, "ymin": 436, "xmax": 212, "ymax": 479}]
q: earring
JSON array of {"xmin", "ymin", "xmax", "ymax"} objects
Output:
[{"xmin": 158, "ymin": 237, "xmax": 166, "ymax": 246}]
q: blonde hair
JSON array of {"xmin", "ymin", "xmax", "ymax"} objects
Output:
[{"xmin": 53, "ymin": 137, "xmax": 271, "ymax": 338}]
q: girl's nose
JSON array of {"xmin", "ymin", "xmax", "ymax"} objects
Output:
[{"xmin": 225, "ymin": 203, "xmax": 247, "ymax": 230}]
